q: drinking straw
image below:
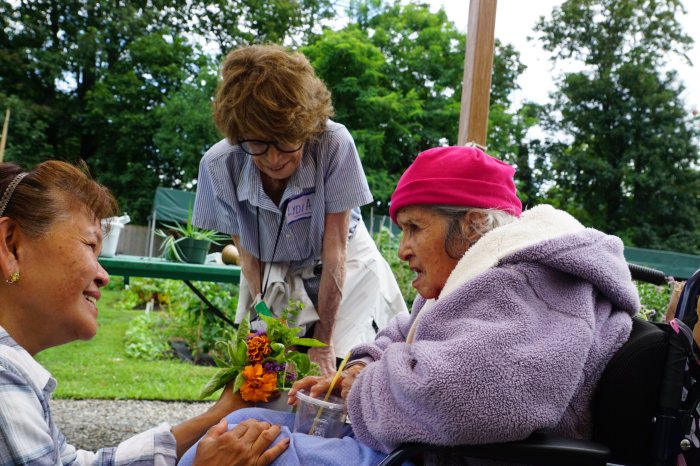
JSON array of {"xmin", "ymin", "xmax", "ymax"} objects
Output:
[{"xmin": 308, "ymin": 351, "xmax": 352, "ymax": 435}]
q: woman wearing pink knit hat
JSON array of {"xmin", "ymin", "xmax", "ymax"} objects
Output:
[{"xmin": 180, "ymin": 145, "xmax": 639, "ymax": 465}]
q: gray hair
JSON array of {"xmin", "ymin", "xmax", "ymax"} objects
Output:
[{"xmin": 426, "ymin": 205, "xmax": 517, "ymax": 259}]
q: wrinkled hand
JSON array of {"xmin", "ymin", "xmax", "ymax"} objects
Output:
[
  {"xmin": 339, "ymin": 364, "xmax": 364, "ymax": 399},
  {"xmin": 308, "ymin": 345, "xmax": 337, "ymax": 375},
  {"xmin": 192, "ymin": 418, "xmax": 289, "ymax": 466},
  {"xmin": 287, "ymin": 362, "xmax": 361, "ymax": 406},
  {"xmin": 287, "ymin": 374, "xmax": 336, "ymax": 406}
]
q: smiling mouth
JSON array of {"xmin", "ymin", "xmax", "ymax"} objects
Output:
[{"xmin": 84, "ymin": 295, "xmax": 97, "ymax": 305}]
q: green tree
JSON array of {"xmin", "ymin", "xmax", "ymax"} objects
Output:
[
  {"xmin": 0, "ymin": 94, "xmax": 53, "ymax": 166},
  {"xmin": 85, "ymin": 32, "xmax": 202, "ymax": 219},
  {"xmin": 536, "ymin": 0, "xmax": 700, "ymax": 252},
  {"xmin": 0, "ymin": 0, "xmax": 333, "ymax": 221},
  {"xmin": 1, "ymin": 0, "xmax": 532, "ymax": 221},
  {"xmin": 304, "ymin": 0, "xmax": 532, "ymax": 213},
  {"xmin": 153, "ymin": 60, "xmax": 221, "ymax": 190},
  {"xmin": 303, "ymin": 27, "xmax": 424, "ymax": 209}
]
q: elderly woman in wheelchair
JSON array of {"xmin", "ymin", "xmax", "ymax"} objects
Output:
[{"xmin": 180, "ymin": 145, "xmax": 648, "ymax": 465}]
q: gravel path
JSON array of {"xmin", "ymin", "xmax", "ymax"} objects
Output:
[{"xmin": 52, "ymin": 399, "xmax": 214, "ymax": 452}]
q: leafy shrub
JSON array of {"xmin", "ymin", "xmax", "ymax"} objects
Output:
[
  {"xmin": 119, "ymin": 277, "xmax": 178, "ymax": 311},
  {"xmin": 124, "ymin": 313, "xmax": 174, "ymax": 360},
  {"xmin": 103, "ymin": 275, "xmax": 126, "ymax": 291},
  {"xmin": 636, "ymin": 280, "xmax": 673, "ymax": 323},
  {"xmin": 168, "ymin": 281, "xmax": 239, "ymax": 357},
  {"xmin": 119, "ymin": 278, "xmax": 238, "ymax": 362}
]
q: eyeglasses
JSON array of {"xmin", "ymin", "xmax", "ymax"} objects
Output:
[{"xmin": 237, "ymin": 139, "xmax": 303, "ymax": 156}]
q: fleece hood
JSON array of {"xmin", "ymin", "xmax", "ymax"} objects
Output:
[{"xmin": 439, "ymin": 204, "xmax": 639, "ymax": 315}]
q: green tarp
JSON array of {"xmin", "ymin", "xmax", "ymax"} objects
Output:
[
  {"xmin": 624, "ymin": 246, "xmax": 700, "ymax": 280},
  {"xmin": 147, "ymin": 188, "xmax": 196, "ymax": 256},
  {"xmin": 152, "ymin": 187, "xmax": 195, "ymax": 223}
]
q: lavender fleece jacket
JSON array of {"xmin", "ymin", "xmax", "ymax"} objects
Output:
[{"xmin": 346, "ymin": 205, "xmax": 640, "ymax": 454}]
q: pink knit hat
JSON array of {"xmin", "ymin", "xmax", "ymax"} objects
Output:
[{"xmin": 389, "ymin": 146, "xmax": 522, "ymax": 223}]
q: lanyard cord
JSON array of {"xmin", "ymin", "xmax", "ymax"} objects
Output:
[{"xmin": 256, "ymin": 200, "xmax": 288, "ymax": 300}]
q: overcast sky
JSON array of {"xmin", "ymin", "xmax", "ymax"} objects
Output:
[{"xmin": 425, "ymin": 0, "xmax": 699, "ymax": 114}]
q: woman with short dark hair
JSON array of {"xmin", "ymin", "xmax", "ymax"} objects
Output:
[{"xmin": 0, "ymin": 160, "xmax": 288, "ymax": 466}]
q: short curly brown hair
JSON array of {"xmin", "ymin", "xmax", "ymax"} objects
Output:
[{"xmin": 213, "ymin": 44, "xmax": 334, "ymax": 144}]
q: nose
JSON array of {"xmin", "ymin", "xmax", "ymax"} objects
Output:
[
  {"xmin": 397, "ymin": 233, "xmax": 411, "ymax": 262},
  {"xmin": 265, "ymin": 146, "xmax": 285, "ymax": 164},
  {"xmin": 95, "ymin": 263, "xmax": 110, "ymax": 288}
]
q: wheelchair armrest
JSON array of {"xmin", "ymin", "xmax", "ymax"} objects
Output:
[{"xmin": 377, "ymin": 432, "xmax": 611, "ymax": 466}]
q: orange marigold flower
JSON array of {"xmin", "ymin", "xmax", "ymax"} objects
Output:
[
  {"xmin": 240, "ymin": 364, "xmax": 277, "ymax": 402},
  {"xmin": 247, "ymin": 334, "xmax": 272, "ymax": 364}
]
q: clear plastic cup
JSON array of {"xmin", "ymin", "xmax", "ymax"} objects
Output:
[{"xmin": 293, "ymin": 389, "xmax": 347, "ymax": 438}]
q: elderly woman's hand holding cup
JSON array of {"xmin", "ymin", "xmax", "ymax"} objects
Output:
[
  {"xmin": 287, "ymin": 366, "xmax": 363, "ymax": 439},
  {"xmin": 288, "ymin": 362, "xmax": 364, "ymax": 404}
]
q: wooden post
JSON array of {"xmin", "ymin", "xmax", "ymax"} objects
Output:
[
  {"xmin": 458, "ymin": 0, "xmax": 498, "ymax": 147},
  {"xmin": 0, "ymin": 108, "xmax": 9, "ymax": 163}
]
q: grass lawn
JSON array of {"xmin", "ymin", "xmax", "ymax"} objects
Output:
[{"xmin": 35, "ymin": 289, "xmax": 220, "ymax": 401}]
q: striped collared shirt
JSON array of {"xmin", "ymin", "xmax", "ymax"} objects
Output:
[
  {"xmin": 0, "ymin": 327, "xmax": 177, "ymax": 466},
  {"xmin": 193, "ymin": 120, "xmax": 373, "ymax": 270}
]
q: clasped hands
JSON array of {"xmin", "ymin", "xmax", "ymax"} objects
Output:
[{"xmin": 193, "ymin": 418, "xmax": 289, "ymax": 466}]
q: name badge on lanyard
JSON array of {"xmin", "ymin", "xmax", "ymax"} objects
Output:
[{"xmin": 286, "ymin": 192, "xmax": 314, "ymax": 225}]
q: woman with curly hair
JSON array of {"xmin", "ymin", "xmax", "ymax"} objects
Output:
[{"xmin": 193, "ymin": 44, "xmax": 408, "ymax": 375}]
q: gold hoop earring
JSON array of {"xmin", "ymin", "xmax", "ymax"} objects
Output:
[{"xmin": 6, "ymin": 271, "xmax": 19, "ymax": 284}]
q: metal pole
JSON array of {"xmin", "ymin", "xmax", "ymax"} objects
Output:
[{"xmin": 0, "ymin": 109, "xmax": 10, "ymax": 163}]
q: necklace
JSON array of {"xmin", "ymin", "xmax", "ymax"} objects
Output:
[{"xmin": 256, "ymin": 199, "xmax": 289, "ymax": 300}]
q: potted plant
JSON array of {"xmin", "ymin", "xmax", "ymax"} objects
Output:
[
  {"xmin": 155, "ymin": 206, "xmax": 229, "ymax": 264},
  {"xmin": 200, "ymin": 301, "xmax": 325, "ymax": 410}
]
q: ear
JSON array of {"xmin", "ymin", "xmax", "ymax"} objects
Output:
[
  {"xmin": 0, "ymin": 217, "xmax": 20, "ymax": 279},
  {"xmin": 460, "ymin": 210, "xmax": 487, "ymax": 245}
]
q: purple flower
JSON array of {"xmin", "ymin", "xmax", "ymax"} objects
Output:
[
  {"xmin": 263, "ymin": 361, "xmax": 285, "ymax": 374},
  {"xmin": 285, "ymin": 364, "xmax": 298, "ymax": 382}
]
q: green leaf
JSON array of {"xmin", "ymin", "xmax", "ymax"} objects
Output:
[
  {"xmin": 237, "ymin": 315, "xmax": 250, "ymax": 342},
  {"xmin": 232, "ymin": 372, "xmax": 245, "ymax": 393},
  {"xmin": 291, "ymin": 337, "xmax": 326, "ymax": 348},
  {"xmin": 231, "ymin": 339, "xmax": 246, "ymax": 366},
  {"xmin": 287, "ymin": 352, "xmax": 311, "ymax": 375},
  {"xmin": 211, "ymin": 353, "xmax": 227, "ymax": 367},
  {"xmin": 199, "ymin": 366, "xmax": 239, "ymax": 398},
  {"xmin": 225, "ymin": 340, "xmax": 238, "ymax": 363},
  {"xmin": 270, "ymin": 342, "xmax": 285, "ymax": 354}
]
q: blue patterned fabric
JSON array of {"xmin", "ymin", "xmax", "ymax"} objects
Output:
[{"xmin": 177, "ymin": 408, "xmax": 386, "ymax": 466}]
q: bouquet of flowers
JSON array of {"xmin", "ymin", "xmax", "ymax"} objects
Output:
[{"xmin": 200, "ymin": 301, "xmax": 324, "ymax": 402}]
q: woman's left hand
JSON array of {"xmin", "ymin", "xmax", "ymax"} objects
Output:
[{"xmin": 208, "ymin": 383, "xmax": 254, "ymax": 420}]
